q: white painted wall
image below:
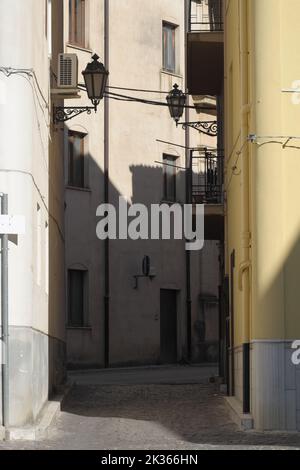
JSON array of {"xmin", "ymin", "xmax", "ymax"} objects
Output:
[{"xmin": 0, "ymin": 0, "xmax": 66, "ymax": 426}]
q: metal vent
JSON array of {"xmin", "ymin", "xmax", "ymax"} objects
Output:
[{"xmin": 58, "ymin": 53, "xmax": 78, "ymax": 88}]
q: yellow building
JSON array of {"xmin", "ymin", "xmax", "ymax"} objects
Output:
[{"xmin": 224, "ymin": 0, "xmax": 300, "ymax": 430}]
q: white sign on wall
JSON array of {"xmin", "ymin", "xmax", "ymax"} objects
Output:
[{"xmin": 0, "ymin": 215, "xmax": 26, "ymax": 235}]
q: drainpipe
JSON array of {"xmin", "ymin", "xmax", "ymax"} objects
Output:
[
  {"xmin": 239, "ymin": 0, "xmax": 251, "ymax": 414},
  {"xmin": 185, "ymin": 0, "xmax": 192, "ymax": 361},
  {"xmin": 104, "ymin": 0, "xmax": 110, "ymax": 369},
  {"xmin": 1, "ymin": 193, "xmax": 9, "ymax": 429}
]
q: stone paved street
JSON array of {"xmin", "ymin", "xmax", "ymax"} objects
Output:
[{"xmin": 1, "ymin": 366, "xmax": 300, "ymax": 450}]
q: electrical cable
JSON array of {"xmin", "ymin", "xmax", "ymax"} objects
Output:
[
  {"xmin": 0, "ymin": 67, "xmax": 49, "ymax": 109},
  {"xmin": 0, "ymin": 67, "xmax": 66, "ymax": 213},
  {"xmin": 104, "ymin": 90, "xmax": 215, "ymax": 110},
  {"xmin": 225, "ymin": 138, "xmax": 249, "ymax": 191},
  {"xmin": 107, "ymin": 85, "xmax": 170, "ymax": 94}
]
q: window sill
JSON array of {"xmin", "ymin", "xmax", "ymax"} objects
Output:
[
  {"xmin": 160, "ymin": 69, "xmax": 183, "ymax": 79},
  {"xmin": 66, "ymin": 185, "xmax": 92, "ymax": 193},
  {"xmin": 161, "ymin": 199, "xmax": 180, "ymax": 205},
  {"xmin": 67, "ymin": 326, "xmax": 92, "ymax": 331},
  {"xmin": 66, "ymin": 43, "xmax": 93, "ymax": 54}
]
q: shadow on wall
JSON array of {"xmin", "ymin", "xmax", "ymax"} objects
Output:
[
  {"xmin": 48, "ymin": 0, "xmax": 67, "ymax": 399},
  {"xmin": 59, "ymin": 142, "xmax": 221, "ymax": 369},
  {"xmin": 250, "ymin": 221, "xmax": 300, "ymax": 431}
]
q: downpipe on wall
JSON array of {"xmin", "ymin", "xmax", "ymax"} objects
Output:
[
  {"xmin": 239, "ymin": 0, "xmax": 251, "ymax": 415},
  {"xmin": 1, "ymin": 193, "xmax": 9, "ymax": 430},
  {"xmin": 185, "ymin": 0, "xmax": 192, "ymax": 362},
  {"xmin": 104, "ymin": 0, "xmax": 110, "ymax": 369}
]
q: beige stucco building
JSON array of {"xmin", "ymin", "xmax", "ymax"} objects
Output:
[
  {"xmin": 0, "ymin": 0, "xmax": 222, "ymax": 432},
  {"xmin": 63, "ymin": 0, "xmax": 221, "ymax": 369}
]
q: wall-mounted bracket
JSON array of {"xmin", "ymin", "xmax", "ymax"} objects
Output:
[
  {"xmin": 179, "ymin": 121, "xmax": 218, "ymax": 137},
  {"xmin": 133, "ymin": 274, "xmax": 156, "ymax": 290},
  {"xmin": 53, "ymin": 105, "xmax": 97, "ymax": 124}
]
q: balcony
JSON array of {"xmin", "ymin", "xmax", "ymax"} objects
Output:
[
  {"xmin": 191, "ymin": 148, "xmax": 224, "ymax": 241},
  {"xmin": 187, "ymin": 0, "xmax": 224, "ymax": 95},
  {"xmin": 190, "ymin": 0, "xmax": 223, "ymax": 32}
]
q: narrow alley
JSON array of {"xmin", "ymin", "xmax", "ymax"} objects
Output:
[
  {"xmin": 2, "ymin": 0, "xmax": 300, "ymax": 456},
  {"xmin": 1, "ymin": 367, "xmax": 300, "ymax": 450}
]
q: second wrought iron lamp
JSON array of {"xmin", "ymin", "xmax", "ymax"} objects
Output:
[{"xmin": 166, "ymin": 83, "xmax": 218, "ymax": 137}]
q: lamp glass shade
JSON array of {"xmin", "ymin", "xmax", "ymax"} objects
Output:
[
  {"xmin": 166, "ymin": 84, "xmax": 186, "ymax": 122},
  {"xmin": 82, "ymin": 54, "xmax": 109, "ymax": 105}
]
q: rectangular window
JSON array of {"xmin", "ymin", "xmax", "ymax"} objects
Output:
[
  {"xmin": 68, "ymin": 131, "xmax": 86, "ymax": 188},
  {"xmin": 46, "ymin": 0, "xmax": 52, "ymax": 56},
  {"xmin": 36, "ymin": 204, "xmax": 42, "ymax": 286},
  {"xmin": 45, "ymin": 221, "xmax": 49, "ymax": 295},
  {"xmin": 45, "ymin": 0, "xmax": 48, "ymax": 37},
  {"xmin": 68, "ymin": 269, "xmax": 87, "ymax": 327},
  {"xmin": 69, "ymin": 0, "xmax": 86, "ymax": 47},
  {"xmin": 163, "ymin": 154, "xmax": 177, "ymax": 202},
  {"xmin": 162, "ymin": 22, "xmax": 177, "ymax": 73}
]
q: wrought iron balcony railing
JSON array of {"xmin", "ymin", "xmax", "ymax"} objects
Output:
[
  {"xmin": 191, "ymin": 148, "xmax": 224, "ymax": 204},
  {"xmin": 189, "ymin": 0, "xmax": 223, "ymax": 33}
]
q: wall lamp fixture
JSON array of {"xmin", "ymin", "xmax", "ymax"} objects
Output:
[
  {"xmin": 134, "ymin": 256, "xmax": 156, "ymax": 289},
  {"xmin": 53, "ymin": 54, "xmax": 109, "ymax": 124},
  {"xmin": 166, "ymin": 84, "xmax": 218, "ymax": 137}
]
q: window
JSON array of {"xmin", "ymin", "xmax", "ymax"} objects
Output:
[
  {"xmin": 162, "ymin": 22, "xmax": 177, "ymax": 73},
  {"xmin": 45, "ymin": 0, "xmax": 48, "ymax": 37},
  {"xmin": 36, "ymin": 204, "xmax": 42, "ymax": 286},
  {"xmin": 163, "ymin": 154, "xmax": 177, "ymax": 202},
  {"xmin": 45, "ymin": 222, "xmax": 49, "ymax": 295},
  {"xmin": 68, "ymin": 131, "xmax": 86, "ymax": 188},
  {"xmin": 46, "ymin": 0, "xmax": 52, "ymax": 56},
  {"xmin": 68, "ymin": 269, "xmax": 88, "ymax": 327},
  {"xmin": 69, "ymin": 0, "xmax": 86, "ymax": 47}
]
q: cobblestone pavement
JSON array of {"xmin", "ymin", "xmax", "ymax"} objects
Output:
[{"xmin": 1, "ymin": 368, "xmax": 300, "ymax": 450}]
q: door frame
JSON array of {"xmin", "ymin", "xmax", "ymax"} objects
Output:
[{"xmin": 159, "ymin": 288, "xmax": 180, "ymax": 364}]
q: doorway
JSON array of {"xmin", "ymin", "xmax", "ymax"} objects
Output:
[{"xmin": 160, "ymin": 289, "xmax": 178, "ymax": 364}]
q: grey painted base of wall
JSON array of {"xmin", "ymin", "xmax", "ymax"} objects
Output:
[
  {"xmin": 0, "ymin": 327, "xmax": 66, "ymax": 428},
  {"xmin": 232, "ymin": 341, "xmax": 300, "ymax": 431},
  {"xmin": 251, "ymin": 341, "xmax": 300, "ymax": 431}
]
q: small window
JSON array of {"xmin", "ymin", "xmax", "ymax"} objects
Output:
[
  {"xmin": 69, "ymin": 0, "xmax": 86, "ymax": 47},
  {"xmin": 46, "ymin": 0, "xmax": 52, "ymax": 56},
  {"xmin": 68, "ymin": 131, "xmax": 86, "ymax": 188},
  {"xmin": 162, "ymin": 22, "xmax": 177, "ymax": 73},
  {"xmin": 68, "ymin": 269, "xmax": 88, "ymax": 327},
  {"xmin": 36, "ymin": 204, "xmax": 42, "ymax": 286},
  {"xmin": 45, "ymin": 222, "xmax": 49, "ymax": 295},
  {"xmin": 163, "ymin": 154, "xmax": 177, "ymax": 202},
  {"xmin": 45, "ymin": 0, "xmax": 48, "ymax": 37}
]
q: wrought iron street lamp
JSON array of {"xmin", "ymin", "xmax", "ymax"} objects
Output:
[
  {"xmin": 82, "ymin": 53, "xmax": 109, "ymax": 106},
  {"xmin": 54, "ymin": 54, "xmax": 109, "ymax": 124},
  {"xmin": 166, "ymin": 84, "xmax": 187, "ymax": 124},
  {"xmin": 167, "ymin": 84, "xmax": 218, "ymax": 137}
]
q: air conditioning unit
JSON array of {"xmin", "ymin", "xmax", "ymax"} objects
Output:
[{"xmin": 58, "ymin": 53, "xmax": 78, "ymax": 89}]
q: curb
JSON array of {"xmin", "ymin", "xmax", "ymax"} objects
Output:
[
  {"xmin": 5, "ymin": 381, "xmax": 74, "ymax": 441},
  {"xmin": 225, "ymin": 396, "xmax": 254, "ymax": 431}
]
